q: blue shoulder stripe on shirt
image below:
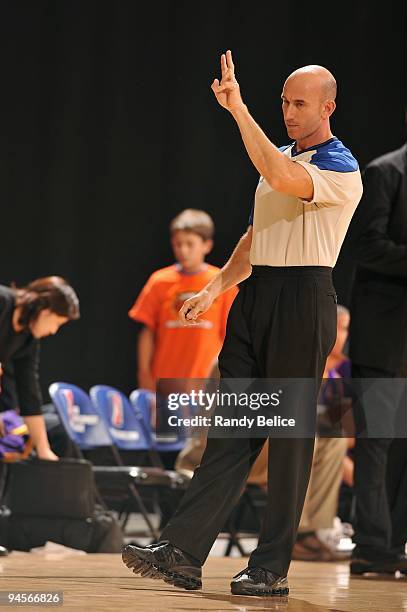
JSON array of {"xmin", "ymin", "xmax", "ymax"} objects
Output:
[
  {"xmin": 308, "ymin": 138, "xmax": 358, "ymax": 173},
  {"xmin": 291, "ymin": 137, "xmax": 358, "ymax": 172}
]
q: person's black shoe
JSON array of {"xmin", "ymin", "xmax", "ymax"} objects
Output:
[
  {"xmin": 122, "ymin": 541, "xmax": 202, "ymax": 590},
  {"xmin": 231, "ymin": 567, "xmax": 289, "ymax": 596},
  {"xmin": 350, "ymin": 552, "xmax": 407, "ymax": 575}
]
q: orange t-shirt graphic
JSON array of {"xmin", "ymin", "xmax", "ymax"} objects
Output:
[{"xmin": 129, "ymin": 264, "xmax": 238, "ymax": 381}]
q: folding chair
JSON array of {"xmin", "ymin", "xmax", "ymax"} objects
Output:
[
  {"xmin": 129, "ymin": 389, "xmax": 187, "ymax": 456},
  {"xmin": 90, "ymin": 385, "xmax": 162, "ymax": 467},
  {"xmin": 90, "ymin": 385, "xmax": 188, "ymax": 530},
  {"xmin": 49, "ymin": 382, "xmax": 159, "ymax": 539}
]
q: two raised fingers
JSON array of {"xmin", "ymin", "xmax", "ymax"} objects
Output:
[
  {"xmin": 212, "ymin": 50, "xmax": 236, "ymax": 93},
  {"xmin": 221, "ymin": 49, "xmax": 235, "ymax": 80}
]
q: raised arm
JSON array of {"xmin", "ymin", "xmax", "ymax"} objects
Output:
[
  {"xmin": 211, "ymin": 50, "xmax": 313, "ymax": 200},
  {"xmin": 179, "ymin": 226, "xmax": 252, "ymax": 324}
]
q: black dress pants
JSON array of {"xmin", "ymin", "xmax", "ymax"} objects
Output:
[
  {"xmin": 161, "ymin": 266, "xmax": 337, "ymax": 576},
  {"xmin": 352, "ymin": 363, "xmax": 407, "ymax": 556}
]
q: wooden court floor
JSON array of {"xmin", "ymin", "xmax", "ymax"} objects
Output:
[{"xmin": 1, "ymin": 551, "xmax": 406, "ymax": 611}]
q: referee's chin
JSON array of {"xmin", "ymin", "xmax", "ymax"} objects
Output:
[{"xmin": 285, "ymin": 125, "xmax": 300, "ymax": 140}]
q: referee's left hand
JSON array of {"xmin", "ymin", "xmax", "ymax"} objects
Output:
[{"xmin": 179, "ymin": 289, "xmax": 214, "ymax": 326}]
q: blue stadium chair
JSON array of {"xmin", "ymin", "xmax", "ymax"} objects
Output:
[
  {"xmin": 49, "ymin": 382, "xmax": 112, "ymax": 451},
  {"xmin": 89, "ymin": 385, "xmax": 151, "ymax": 452},
  {"xmin": 129, "ymin": 389, "xmax": 187, "ymax": 454},
  {"xmin": 49, "ymin": 382, "xmax": 160, "ymax": 539}
]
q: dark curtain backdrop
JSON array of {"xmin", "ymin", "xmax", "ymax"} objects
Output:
[{"xmin": 1, "ymin": 1, "xmax": 406, "ymax": 398}]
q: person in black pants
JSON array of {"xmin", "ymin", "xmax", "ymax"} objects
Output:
[
  {"xmin": 348, "ymin": 138, "xmax": 407, "ymax": 575},
  {"xmin": 122, "ymin": 51, "xmax": 363, "ymax": 596}
]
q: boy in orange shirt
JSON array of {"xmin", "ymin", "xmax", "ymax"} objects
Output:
[{"xmin": 129, "ymin": 209, "xmax": 237, "ymax": 390}]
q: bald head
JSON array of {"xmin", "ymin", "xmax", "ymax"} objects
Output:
[
  {"xmin": 285, "ymin": 65, "xmax": 337, "ymax": 102},
  {"xmin": 281, "ymin": 65, "xmax": 337, "ymax": 148}
]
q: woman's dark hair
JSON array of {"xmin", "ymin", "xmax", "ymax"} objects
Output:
[{"xmin": 13, "ymin": 276, "xmax": 80, "ymax": 329}]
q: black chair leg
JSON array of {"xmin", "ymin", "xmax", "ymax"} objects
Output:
[
  {"xmin": 224, "ymin": 494, "xmax": 248, "ymax": 557},
  {"xmin": 224, "ymin": 517, "xmax": 247, "ymax": 557},
  {"xmin": 128, "ymin": 483, "xmax": 159, "ymax": 540}
]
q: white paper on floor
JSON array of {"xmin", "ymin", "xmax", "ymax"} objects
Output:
[{"xmin": 31, "ymin": 542, "xmax": 87, "ymax": 556}]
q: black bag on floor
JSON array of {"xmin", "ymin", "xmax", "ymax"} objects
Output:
[
  {"xmin": 3, "ymin": 458, "xmax": 123, "ymax": 552},
  {"xmin": 6, "ymin": 505, "xmax": 123, "ymax": 553},
  {"xmin": 87, "ymin": 504, "xmax": 124, "ymax": 553},
  {"xmin": 6, "ymin": 458, "xmax": 94, "ymax": 519}
]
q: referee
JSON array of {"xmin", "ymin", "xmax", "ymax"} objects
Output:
[{"xmin": 123, "ymin": 51, "xmax": 363, "ymax": 597}]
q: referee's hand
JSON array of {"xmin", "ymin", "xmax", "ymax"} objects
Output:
[
  {"xmin": 179, "ymin": 289, "xmax": 214, "ymax": 326},
  {"xmin": 211, "ymin": 49, "xmax": 245, "ymax": 113}
]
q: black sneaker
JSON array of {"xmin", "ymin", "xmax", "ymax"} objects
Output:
[
  {"xmin": 350, "ymin": 552, "xmax": 407, "ymax": 575},
  {"xmin": 231, "ymin": 567, "xmax": 289, "ymax": 596},
  {"xmin": 122, "ymin": 541, "xmax": 202, "ymax": 590}
]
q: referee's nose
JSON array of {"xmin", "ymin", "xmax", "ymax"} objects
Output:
[{"xmin": 284, "ymin": 104, "xmax": 297, "ymax": 123}]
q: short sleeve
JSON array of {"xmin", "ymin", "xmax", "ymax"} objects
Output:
[
  {"xmin": 295, "ymin": 160, "xmax": 363, "ymax": 208},
  {"xmin": 128, "ymin": 274, "xmax": 161, "ymax": 331}
]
